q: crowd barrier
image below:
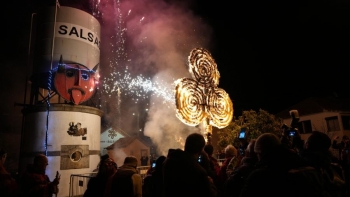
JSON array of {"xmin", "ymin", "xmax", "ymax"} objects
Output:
[{"xmin": 68, "ymin": 166, "xmax": 149, "ymax": 197}]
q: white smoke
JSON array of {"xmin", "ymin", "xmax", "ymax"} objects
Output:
[
  {"xmin": 100, "ymin": 0, "xmax": 213, "ymax": 155},
  {"xmin": 124, "ymin": 0, "xmax": 212, "ymax": 155}
]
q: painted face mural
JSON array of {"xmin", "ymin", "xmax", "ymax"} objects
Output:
[{"xmin": 54, "ymin": 59, "xmax": 98, "ymax": 105}]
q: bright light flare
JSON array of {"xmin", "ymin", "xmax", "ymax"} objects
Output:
[{"xmin": 174, "ymin": 48, "xmax": 233, "ymax": 136}]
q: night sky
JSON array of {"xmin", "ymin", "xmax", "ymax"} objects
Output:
[
  {"xmin": 192, "ymin": 0, "xmax": 350, "ymax": 114},
  {"xmin": 3, "ymin": 0, "xmax": 350, "ymax": 117},
  {"xmin": 1, "ymin": 0, "xmax": 350, "ymax": 171}
]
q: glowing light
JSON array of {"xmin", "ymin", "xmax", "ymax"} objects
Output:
[
  {"xmin": 100, "ymin": 0, "xmax": 175, "ymax": 105},
  {"xmin": 102, "ymin": 68, "xmax": 175, "ymax": 104},
  {"xmin": 91, "ymin": 0, "xmax": 102, "ymax": 18},
  {"xmin": 175, "ymin": 48, "xmax": 234, "ymax": 142},
  {"xmin": 45, "ymin": 69, "xmax": 53, "ymax": 156},
  {"xmin": 175, "ymin": 136, "xmax": 185, "ymax": 148}
]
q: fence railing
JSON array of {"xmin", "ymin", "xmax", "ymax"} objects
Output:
[
  {"xmin": 137, "ymin": 166, "xmax": 151, "ymax": 180},
  {"xmin": 69, "ymin": 172, "xmax": 97, "ymax": 197},
  {"xmin": 69, "ymin": 166, "xmax": 150, "ymax": 197}
]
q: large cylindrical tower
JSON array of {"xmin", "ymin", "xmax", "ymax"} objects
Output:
[
  {"xmin": 33, "ymin": 5, "xmax": 100, "ymax": 76},
  {"xmin": 21, "ymin": 105, "xmax": 102, "ymax": 196},
  {"xmin": 20, "ymin": 4, "xmax": 102, "ymax": 197}
]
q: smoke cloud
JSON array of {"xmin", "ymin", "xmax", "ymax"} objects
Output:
[{"xmin": 99, "ymin": 0, "xmax": 213, "ymax": 156}]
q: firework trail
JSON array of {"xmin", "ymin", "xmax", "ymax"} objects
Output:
[
  {"xmin": 93, "ymin": 0, "xmax": 214, "ymax": 155},
  {"xmin": 99, "ymin": 0, "xmax": 175, "ymax": 106}
]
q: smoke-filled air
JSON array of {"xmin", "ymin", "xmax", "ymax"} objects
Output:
[{"xmin": 94, "ymin": 0, "xmax": 213, "ymax": 156}]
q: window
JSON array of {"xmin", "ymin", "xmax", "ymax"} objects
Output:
[
  {"xmin": 325, "ymin": 116, "xmax": 340, "ymax": 131},
  {"xmin": 297, "ymin": 120, "xmax": 312, "ymax": 134},
  {"xmin": 341, "ymin": 116, "xmax": 350, "ymax": 130}
]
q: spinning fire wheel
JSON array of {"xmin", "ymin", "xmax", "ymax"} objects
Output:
[{"xmin": 175, "ymin": 48, "xmax": 233, "ymax": 144}]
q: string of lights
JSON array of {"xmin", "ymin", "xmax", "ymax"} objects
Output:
[{"xmin": 45, "ymin": 69, "xmax": 53, "ymax": 156}]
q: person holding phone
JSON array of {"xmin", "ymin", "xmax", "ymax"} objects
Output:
[
  {"xmin": 20, "ymin": 154, "xmax": 60, "ymax": 197},
  {"xmin": 142, "ymin": 156, "xmax": 166, "ymax": 197},
  {"xmin": 151, "ymin": 160, "xmax": 156, "ymax": 168},
  {"xmin": 163, "ymin": 133, "xmax": 218, "ymax": 197},
  {"xmin": 84, "ymin": 154, "xmax": 117, "ymax": 197}
]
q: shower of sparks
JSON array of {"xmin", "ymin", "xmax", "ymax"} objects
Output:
[
  {"xmin": 116, "ymin": 87, "xmax": 121, "ymax": 124},
  {"xmin": 102, "ymin": 70, "xmax": 175, "ymax": 104},
  {"xmin": 90, "ymin": 0, "xmax": 102, "ymax": 18},
  {"xmin": 97, "ymin": 0, "xmax": 175, "ymax": 107},
  {"xmin": 140, "ymin": 17, "xmax": 145, "ymax": 22}
]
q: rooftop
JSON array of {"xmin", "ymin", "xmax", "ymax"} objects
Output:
[{"xmin": 275, "ymin": 97, "xmax": 350, "ymax": 119}]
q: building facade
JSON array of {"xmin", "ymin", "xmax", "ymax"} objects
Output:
[{"xmin": 276, "ymin": 97, "xmax": 350, "ymax": 158}]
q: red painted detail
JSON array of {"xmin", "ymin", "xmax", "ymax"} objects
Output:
[{"xmin": 54, "ymin": 63, "xmax": 97, "ymax": 105}]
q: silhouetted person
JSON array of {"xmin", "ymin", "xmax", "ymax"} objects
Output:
[
  {"xmin": 225, "ymin": 139, "xmax": 258, "ymax": 197},
  {"xmin": 84, "ymin": 154, "xmax": 117, "ymax": 197},
  {"xmin": 105, "ymin": 156, "xmax": 142, "ymax": 197},
  {"xmin": 332, "ymin": 135, "xmax": 350, "ymax": 164},
  {"xmin": 299, "ymin": 131, "xmax": 347, "ymax": 197},
  {"xmin": 332, "ymin": 135, "xmax": 350, "ymax": 193},
  {"xmin": 20, "ymin": 154, "xmax": 60, "ymax": 197},
  {"xmin": 198, "ymin": 151, "xmax": 211, "ymax": 174},
  {"xmin": 204, "ymin": 144, "xmax": 221, "ymax": 176},
  {"xmin": 0, "ymin": 148, "xmax": 18, "ymax": 197},
  {"xmin": 239, "ymin": 133, "xmax": 304, "ymax": 197},
  {"xmin": 142, "ymin": 155, "xmax": 166, "ymax": 197},
  {"xmin": 202, "ymin": 145, "xmax": 220, "ymax": 189},
  {"xmin": 219, "ymin": 150, "xmax": 225, "ymax": 160},
  {"xmin": 140, "ymin": 155, "xmax": 149, "ymax": 166},
  {"xmin": 163, "ymin": 133, "xmax": 218, "ymax": 197},
  {"xmin": 217, "ymin": 145, "xmax": 237, "ymax": 195}
]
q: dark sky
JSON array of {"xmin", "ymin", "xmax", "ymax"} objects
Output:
[
  {"xmin": 3, "ymin": 0, "xmax": 350, "ymax": 117},
  {"xmin": 192, "ymin": 0, "xmax": 350, "ymax": 115},
  {"xmin": 1, "ymin": 0, "xmax": 350, "ymax": 165}
]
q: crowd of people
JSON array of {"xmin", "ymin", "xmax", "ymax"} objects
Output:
[
  {"xmin": 0, "ymin": 129, "xmax": 349, "ymax": 197},
  {"xmin": 85, "ymin": 130, "xmax": 350, "ymax": 197},
  {"xmin": 0, "ymin": 152, "xmax": 60, "ymax": 197}
]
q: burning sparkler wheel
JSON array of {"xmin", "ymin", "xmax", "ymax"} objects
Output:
[
  {"xmin": 174, "ymin": 47, "xmax": 233, "ymax": 135},
  {"xmin": 207, "ymin": 88, "xmax": 234, "ymax": 128},
  {"xmin": 188, "ymin": 48, "xmax": 220, "ymax": 86},
  {"xmin": 175, "ymin": 78, "xmax": 206, "ymax": 126}
]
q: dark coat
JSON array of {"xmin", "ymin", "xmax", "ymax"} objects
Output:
[
  {"xmin": 163, "ymin": 149, "xmax": 218, "ymax": 197},
  {"xmin": 239, "ymin": 146, "xmax": 305, "ymax": 197},
  {"xmin": 84, "ymin": 176, "xmax": 108, "ymax": 197},
  {"xmin": 299, "ymin": 150, "xmax": 347, "ymax": 197},
  {"xmin": 0, "ymin": 165, "xmax": 18, "ymax": 197},
  {"xmin": 225, "ymin": 156, "xmax": 258, "ymax": 197},
  {"xmin": 20, "ymin": 164, "xmax": 56, "ymax": 197}
]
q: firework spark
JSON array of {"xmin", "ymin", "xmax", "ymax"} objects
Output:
[
  {"xmin": 98, "ymin": 0, "xmax": 175, "ymax": 107},
  {"xmin": 102, "ymin": 69, "xmax": 175, "ymax": 104}
]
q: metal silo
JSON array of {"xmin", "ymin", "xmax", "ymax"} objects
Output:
[
  {"xmin": 20, "ymin": 4, "xmax": 102, "ymax": 197},
  {"xmin": 32, "ymin": 5, "xmax": 100, "ymax": 76}
]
